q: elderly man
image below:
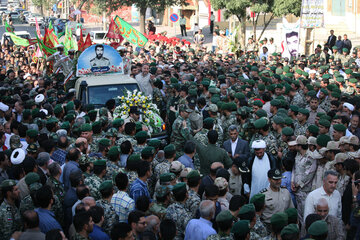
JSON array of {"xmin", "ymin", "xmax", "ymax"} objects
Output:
[
  {"xmin": 184, "ymin": 200, "xmax": 216, "ymax": 240},
  {"xmin": 315, "ymin": 198, "xmax": 345, "ymax": 240},
  {"xmin": 249, "ymin": 140, "xmax": 278, "ymax": 198},
  {"xmin": 136, "ymin": 64, "xmax": 153, "ymax": 96},
  {"xmin": 223, "ymin": 125, "xmax": 250, "ymax": 160},
  {"xmin": 304, "ymin": 170, "xmax": 342, "ymax": 220}
]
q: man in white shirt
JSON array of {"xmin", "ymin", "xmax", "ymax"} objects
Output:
[
  {"xmin": 135, "ymin": 64, "xmax": 153, "ymax": 97},
  {"xmin": 304, "ymin": 170, "xmax": 342, "ymax": 220}
]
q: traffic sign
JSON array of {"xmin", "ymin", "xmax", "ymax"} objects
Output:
[{"xmin": 170, "ymin": 13, "xmax": 179, "ymax": 23}]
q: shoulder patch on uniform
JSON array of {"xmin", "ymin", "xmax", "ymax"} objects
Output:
[{"xmin": 259, "ymin": 188, "xmax": 268, "ymax": 193}]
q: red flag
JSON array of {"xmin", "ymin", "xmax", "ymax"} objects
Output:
[
  {"xmin": 28, "ymin": 38, "xmax": 38, "ymax": 45},
  {"xmin": 43, "ymin": 29, "xmax": 54, "ymax": 48},
  {"xmin": 106, "ymin": 18, "xmax": 124, "ymax": 42},
  {"xmin": 78, "ymin": 28, "xmax": 84, "ymax": 51},
  {"xmin": 83, "ymin": 33, "xmax": 92, "ymax": 49}
]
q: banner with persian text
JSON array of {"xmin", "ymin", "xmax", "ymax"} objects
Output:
[{"xmin": 301, "ymin": 0, "xmax": 324, "ymax": 28}]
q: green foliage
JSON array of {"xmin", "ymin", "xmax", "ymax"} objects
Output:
[
  {"xmin": 272, "ymin": 0, "xmax": 302, "ymax": 17},
  {"xmin": 210, "ymin": 0, "xmax": 249, "ymax": 20},
  {"xmin": 105, "ymin": 0, "xmax": 187, "ymax": 13}
]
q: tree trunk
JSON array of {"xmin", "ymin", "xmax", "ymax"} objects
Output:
[
  {"xmin": 258, "ymin": 14, "xmax": 274, "ymax": 41},
  {"xmin": 139, "ymin": 7, "xmax": 146, "ymax": 34},
  {"xmin": 237, "ymin": 15, "xmax": 246, "ymax": 49}
]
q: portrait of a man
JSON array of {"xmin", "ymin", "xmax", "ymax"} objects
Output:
[
  {"xmin": 90, "ymin": 44, "xmax": 110, "ymax": 67},
  {"xmin": 285, "ymin": 31, "xmax": 299, "ymax": 57}
]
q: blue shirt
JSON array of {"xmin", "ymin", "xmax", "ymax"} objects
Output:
[
  {"xmin": 184, "ymin": 217, "xmax": 216, "ymax": 240},
  {"xmin": 177, "ymin": 154, "xmax": 195, "ymax": 169},
  {"xmin": 89, "ymin": 225, "xmax": 110, "ymax": 240},
  {"xmin": 129, "ymin": 178, "xmax": 151, "ymax": 203},
  {"xmin": 120, "ymin": 154, "xmax": 129, "ymax": 168},
  {"xmin": 52, "ymin": 148, "xmax": 67, "ymax": 166},
  {"xmin": 63, "ymin": 161, "xmax": 81, "ymax": 192},
  {"xmin": 281, "ymin": 171, "xmax": 296, "ymax": 207},
  {"xmin": 35, "ymin": 208, "xmax": 63, "ymax": 233}
]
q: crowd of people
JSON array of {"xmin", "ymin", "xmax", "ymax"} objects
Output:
[{"xmin": 0, "ymin": 23, "xmax": 359, "ymax": 240}]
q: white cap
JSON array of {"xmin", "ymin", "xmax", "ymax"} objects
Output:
[
  {"xmin": 251, "ymin": 140, "xmax": 266, "ymax": 149},
  {"xmin": 311, "ymin": 150, "xmax": 324, "ymax": 160},
  {"xmin": 40, "ymin": 109, "xmax": 48, "ymax": 116},
  {"xmin": 56, "ymin": 129, "xmax": 67, "ymax": 137},
  {"xmin": 35, "ymin": 94, "xmax": 45, "ymax": 103},
  {"xmin": 11, "ymin": 148, "xmax": 25, "ymax": 165},
  {"xmin": 343, "ymin": 102, "xmax": 354, "ymax": 111},
  {"xmin": 23, "ymin": 73, "xmax": 31, "ymax": 79},
  {"xmin": 288, "ymin": 140, "xmax": 297, "ymax": 146},
  {"xmin": 309, "ymin": 70, "xmax": 317, "ymax": 74},
  {"xmin": 56, "ymin": 44, "xmax": 64, "ymax": 48},
  {"xmin": 0, "ymin": 102, "xmax": 9, "ymax": 112}
]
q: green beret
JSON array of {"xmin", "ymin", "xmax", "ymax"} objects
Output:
[
  {"xmin": 160, "ymin": 172, "xmax": 176, "ymax": 183},
  {"xmin": 282, "ymin": 127, "xmax": 294, "ymax": 136},
  {"xmin": 253, "ymin": 100, "xmax": 263, "ymax": 107},
  {"xmin": 308, "ymin": 220, "xmax": 328, "ymax": 236},
  {"xmin": 333, "ymin": 124, "xmax": 346, "ymax": 132},
  {"xmin": 333, "ymin": 46, "xmax": 338, "ymax": 50},
  {"xmin": 231, "ymin": 220, "xmax": 250, "ymax": 235},
  {"xmin": 135, "ymin": 131, "xmax": 149, "ymax": 140},
  {"xmin": 288, "ymin": 105, "xmax": 298, "ymax": 113},
  {"xmin": 216, "ymin": 210, "xmax": 234, "ymax": 223},
  {"xmin": 99, "ymin": 180, "xmax": 113, "ymax": 191},
  {"xmin": 321, "ymin": 115, "xmax": 332, "ymax": 121},
  {"xmin": 186, "ymin": 170, "xmax": 200, "ymax": 180},
  {"xmin": 306, "ymin": 84, "xmax": 314, "ymax": 91},
  {"xmin": 64, "ymin": 114, "xmax": 75, "ymax": 122},
  {"xmin": 113, "ymin": 118, "xmax": 124, "ymax": 128},
  {"xmin": 46, "ymin": 117, "xmax": 58, "ymax": 124},
  {"xmin": 234, "ymin": 92, "xmax": 245, "ymax": 100},
  {"xmin": 201, "ymin": 80, "xmax": 210, "ymax": 86},
  {"xmin": 307, "ymin": 90, "xmax": 317, "ymax": 97},
  {"xmin": 155, "ymin": 185, "xmax": 170, "ymax": 198},
  {"xmin": 108, "ymin": 146, "xmax": 120, "ymax": 157},
  {"xmin": 66, "ymin": 101, "xmax": 75, "ymax": 111},
  {"xmin": 29, "ymin": 182, "xmax": 42, "ymax": 192},
  {"xmin": 0, "ymin": 179, "xmax": 17, "ymax": 189},
  {"xmin": 284, "ymin": 208, "xmax": 298, "ymax": 224},
  {"xmin": 320, "ymin": 88, "xmax": 328, "ymax": 95},
  {"xmin": 281, "ymin": 224, "xmax": 299, "ymax": 237},
  {"xmin": 25, "ymin": 172, "xmax": 40, "ymax": 185},
  {"xmin": 308, "ymin": 125, "xmax": 319, "ymax": 134},
  {"xmin": 270, "ymin": 212, "xmax": 288, "ymax": 228},
  {"xmin": 322, "ymin": 74, "xmax": 330, "ymax": 80},
  {"xmin": 92, "ymin": 121, "xmax": 101, "ymax": 132},
  {"xmin": 189, "ymin": 88, "xmax": 198, "ymax": 97},
  {"xmin": 88, "ymin": 110, "xmax": 97, "ymax": 119},
  {"xmin": 273, "ymin": 116, "xmax": 285, "ymax": 124},
  {"xmin": 255, "ymin": 109, "xmax": 267, "ymax": 118},
  {"xmin": 349, "ymin": 78, "xmax": 358, "ymax": 84},
  {"xmin": 26, "ymin": 129, "xmax": 38, "ymax": 138},
  {"xmin": 203, "ymin": 117, "xmax": 215, "ymax": 126},
  {"xmin": 254, "ymin": 118, "xmax": 267, "ymax": 129},
  {"xmin": 172, "ymin": 182, "xmax": 187, "ymax": 194},
  {"xmin": 98, "ymin": 138, "xmax": 111, "ymax": 147},
  {"xmin": 298, "ymin": 108, "xmax": 310, "ymax": 115},
  {"xmin": 258, "ymin": 84, "xmax": 265, "ymax": 91},
  {"xmin": 218, "ymin": 75, "xmax": 226, "ymax": 80},
  {"xmin": 331, "ymin": 91, "xmax": 341, "ymax": 98},
  {"xmin": 250, "ymin": 194, "xmax": 265, "ymax": 206},
  {"xmin": 148, "ymin": 139, "xmax": 161, "ymax": 148},
  {"xmin": 270, "ymin": 99, "xmax": 281, "ymax": 107},
  {"xmin": 141, "ymin": 146, "xmax": 155, "ymax": 156},
  {"xmin": 295, "ymin": 69, "xmax": 303, "ymax": 75},
  {"xmin": 53, "ymin": 105, "xmax": 63, "ymax": 115},
  {"xmin": 81, "ymin": 123, "xmax": 92, "ymax": 132},
  {"xmin": 318, "ymin": 119, "xmax": 330, "ymax": 128},
  {"xmin": 128, "ymin": 154, "xmax": 141, "ymax": 164},
  {"xmin": 93, "ymin": 159, "xmax": 106, "ymax": 166},
  {"xmin": 23, "ymin": 109, "xmax": 31, "ymax": 119},
  {"xmin": 336, "ymin": 76, "xmax": 345, "ymax": 82},
  {"xmin": 135, "ymin": 122, "xmax": 143, "ymax": 132},
  {"xmin": 343, "ymin": 48, "xmax": 349, "ymax": 53},
  {"xmin": 60, "ymin": 121, "xmax": 70, "ymax": 130},
  {"xmin": 164, "ymin": 144, "xmax": 176, "ymax": 154},
  {"xmin": 345, "ymin": 69, "xmax": 353, "ymax": 74},
  {"xmin": 317, "ymin": 134, "xmax": 331, "ymax": 147}
]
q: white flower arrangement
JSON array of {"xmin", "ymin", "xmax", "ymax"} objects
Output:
[{"xmin": 113, "ymin": 90, "xmax": 163, "ymax": 133}]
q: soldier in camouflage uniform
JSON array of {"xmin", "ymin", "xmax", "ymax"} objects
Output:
[
  {"xmin": 80, "ymin": 123, "xmax": 98, "ymax": 153},
  {"xmin": 154, "ymin": 144, "xmax": 176, "ymax": 180},
  {"xmin": 47, "ymin": 162, "xmax": 65, "ymax": 203},
  {"xmin": 221, "ymin": 103, "xmax": 237, "ymax": 141},
  {"xmin": 19, "ymin": 182, "xmax": 42, "ymax": 216},
  {"xmin": 84, "ymin": 159, "xmax": 106, "ymax": 200},
  {"xmin": 133, "ymin": 131, "xmax": 149, "ymax": 154},
  {"xmin": 0, "ymin": 180, "xmax": 22, "ymax": 240},
  {"xmin": 170, "ymin": 105, "xmax": 192, "ymax": 157},
  {"xmin": 206, "ymin": 210, "xmax": 235, "ymax": 240},
  {"xmin": 261, "ymin": 212, "xmax": 289, "ymax": 240},
  {"xmin": 294, "ymin": 108, "xmax": 311, "ymax": 136},
  {"xmin": 124, "ymin": 154, "xmax": 141, "ymax": 192},
  {"xmin": 185, "ymin": 170, "xmax": 201, "ymax": 218},
  {"xmin": 165, "ymin": 183, "xmax": 192, "ymax": 240},
  {"xmin": 250, "ymin": 194, "xmax": 267, "ymax": 238},
  {"xmin": 96, "ymin": 180, "xmax": 119, "ymax": 235},
  {"xmin": 208, "ymin": 104, "xmax": 224, "ymax": 147},
  {"xmin": 105, "ymin": 146, "xmax": 124, "ymax": 181},
  {"xmin": 252, "ymin": 118, "xmax": 278, "ymax": 156},
  {"xmin": 238, "ymin": 204, "xmax": 261, "ymax": 239},
  {"xmin": 290, "ymin": 91, "xmax": 306, "ymax": 109},
  {"xmin": 149, "ymin": 185, "xmax": 171, "ymax": 220}
]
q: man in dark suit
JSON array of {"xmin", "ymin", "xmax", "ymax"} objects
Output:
[
  {"xmin": 327, "ymin": 30, "xmax": 336, "ymax": 50},
  {"xmin": 223, "ymin": 125, "xmax": 250, "ymax": 161}
]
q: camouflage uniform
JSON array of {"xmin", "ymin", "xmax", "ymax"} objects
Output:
[
  {"xmin": 46, "ymin": 176, "xmax": 65, "ymax": 203},
  {"xmin": 149, "ymin": 202, "xmax": 168, "ymax": 220},
  {"xmin": 19, "ymin": 194, "xmax": 35, "ymax": 216},
  {"xmin": 105, "ymin": 161, "xmax": 123, "ymax": 181},
  {"xmin": 221, "ymin": 114, "xmax": 237, "ymax": 141},
  {"xmin": 294, "ymin": 121, "xmax": 310, "ymax": 136},
  {"xmin": 116, "ymin": 135, "xmax": 137, "ymax": 146},
  {"xmin": 165, "ymin": 202, "xmax": 193, "ymax": 240},
  {"xmin": 170, "ymin": 116, "xmax": 191, "ymax": 155},
  {"xmin": 133, "ymin": 144, "xmax": 146, "ymax": 154},
  {"xmin": 319, "ymin": 98, "xmax": 331, "ymax": 112},
  {"xmin": 250, "ymin": 231, "xmax": 261, "ymax": 240},
  {"xmin": 261, "ymin": 234, "xmax": 277, "ymax": 240},
  {"xmin": 189, "ymin": 110, "xmax": 203, "ymax": 131},
  {"xmin": 52, "ymin": 195, "xmax": 64, "ymax": 227},
  {"xmin": 84, "ymin": 175, "xmax": 103, "ymax": 200},
  {"xmin": 253, "ymin": 214, "xmax": 267, "ymax": 238},
  {"xmin": 206, "ymin": 233, "xmax": 234, "ymax": 240},
  {"xmin": 0, "ymin": 199, "xmax": 22, "ymax": 240},
  {"xmin": 213, "ymin": 117, "xmax": 224, "ymax": 147},
  {"xmin": 261, "ymin": 132, "xmax": 278, "ymax": 156},
  {"xmin": 194, "ymin": 129, "xmax": 209, "ymax": 170},
  {"xmin": 126, "ymin": 170, "xmax": 138, "ymax": 192},
  {"xmin": 71, "ymin": 233, "xmax": 89, "ymax": 240},
  {"xmin": 185, "ymin": 189, "xmax": 201, "ymax": 218},
  {"xmin": 336, "ymin": 174, "xmax": 350, "ymax": 196},
  {"xmin": 96, "ymin": 199, "xmax": 119, "ymax": 235},
  {"xmin": 291, "ymin": 92, "xmax": 306, "ymax": 108},
  {"xmin": 154, "ymin": 161, "xmax": 171, "ymax": 180}
]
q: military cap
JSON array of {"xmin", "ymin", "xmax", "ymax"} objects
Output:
[
  {"xmin": 10, "ymin": 135, "xmax": 22, "ymax": 149},
  {"xmin": 231, "ymin": 220, "xmax": 250, "ymax": 235},
  {"xmin": 64, "ymin": 114, "xmax": 76, "ymax": 122},
  {"xmin": 295, "ymin": 69, "xmax": 303, "ymax": 75},
  {"xmin": 46, "ymin": 117, "xmax": 58, "ymax": 124},
  {"xmin": 66, "ymin": 101, "xmax": 75, "ymax": 111},
  {"xmin": 320, "ymin": 88, "xmax": 328, "ymax": 95},
  {"xmin": 81, "ymin": 123, "xmax": 92, "ymax": 132},
  {"xmin": 148, "ymin": 139, "xmax": 161, "ymax": 148},
  {"xmin": 285, "ymin": 208, "xmax": 298, "ymax": 223},
  {"xmin": 216, "ymin": 210, "xmax": 234, "ymax": 223},
  {"xmin": 333, "ymin": 124, "xmax": 346, "ymax": 132},
  {"xmin": 322, "ymin": 74, "xmax": 330, "ymax": 79},
  {"xmin": 214, "ymin": 177, "xmax": 228, "ymax": 190},
  {"xmin": 141, "ymin": 146, "xmax": 155, "ymax": 156},
  {"xmin": 308, "ymin": 125, "xmax": 319, "ymax": 134},
  {"xmin": 333, "ymin": 46, "xmax": 339, "ymax": 50},
  {"xmin": 283, "ymin": 66, "xmax": 290, "ymax": 73},
  {"xmin": 107, "ymin": 146, "xmax": 120, "ymax": 157},
  {"xmin": 155, "ymin": 185, "xmax": 170, "ymax": 198},
  {"xmin": 135, "ymin": 131, "xmax": 149, "ymax": 140},
  {"xmin": 289, "ymin": 105, "xmax": 299, "ymax": 112},
  {"xmin": 273, "ymin": 116, "xmax": 284, "ymax": 124},
  {"xmin": 271, "ymin": 212, "xmax": 288, "ymax": 228},
  {"xmin": 336, "ymin": 76, "xmax": 345, "ymax": 82},
  {"xmin": 188, "ymin": 88, "xmax": 198, "ymax": 97},
  {"xmin": 318, "ymin": 118, "xmax": 330, "ymax": 128},
  {"xmin": 268, "ymin": 169, "xmax": 282, "ymax": 180},
  {"xmin": 98, "ymin": 138, "xmax": 111, "ymax": 147},
  {"xmin": 172, "ymin": 182, "xmax": 187, "ymax": 194},
  {"xmin": 164, "ymin": 144, "xmax": 176, "ymax": 154},
  {"xmin": 254, "ymin": 118, "xmax": 268, "ymax": 129},
  {"xmin": 238, "ymin": 203, "xmax": 255, "ymax": 215},
  {"xmin": 281, "ymin": 224, "xmax": 299, "ymax": 237},
  {"xmin": 345, "ymin": 69, "xmax": 353, "ymax": 75},
  {"xmin": 26, "ymin": 129, "xmax": 38, "ymax": 138},
  {"xmin": 253, "ymin": 100, "xmax": 263, "ymax": 107},
  {"xmin": 29, "ymin": 182, "xmax": 42, "ymax": 192},
  {"xmin": 0, "ymin": 179, "xmax": 17, "ymax": 188},
  {"xmin": 250, "ymin": 194, "xmax": 265, "ymax": 206},
  {"xmin": 331, "ymin": 91, "xmax": 340, "ymax": 98},
  {"xmin": 186, "ymin": 170, "xmax": 200, "ymax": 180},
  {"xmin": 255, "ymin": 109, "xmax": 267, "ymax": 118},
  {"xmin": 128, "ymin": 154, "xmax": 141, "ymax": 164},
  {"xmin": 59, "ymin": 121, "xmax": 70, "ymax": 130},
  {"xmin": 23, "ymin": 109, "xmax": 31, "ymax": 120},
  {"xmin": 99, "ymin": 180, "xmax": 113, "ymax": 192},
  {"xmin": 170, "ymin": 161, "xmax": 184, "ymax": 173},
  {"xmin": 203, "ymin": 117, "xmax": 215, "ymax": 126},
  {"xmin": 93, "ymin": 159, "xmax": 106, "ymax": 166},
  {"xmin": 343, "ymin": 48, "xmax": 349, "ymax": 53},
  {"xmin": 113, "ymin": 118, "xmax": 124, "ymax": 128},
  {"xmin": 349, "ymin": 78, "xmax": 358, "ymax": 83},
  {"xmin": 201, "ymin": 79, "xmax": 210, "ymax": 86},
  {"xmin": 25, "ymin": 172, "xmax": 40, "ymax": 185},
  {"xmin": 298, "ymin": 108, "xmax": 310, "ymax": 115},
  {"xmin": 307, "ymin": 90, "xmax": 317, "ymax": 97},
  {"xmin": 53, "ymin": 104, "xmax": 63, "ymax": 115},
  {"xmin": 308, "ymin": 220, "xmax": 328, "ymax": 236},
  {"xmin": 258, "ymin": 84, "xmax": 265, "ymax": 91},
  {"xmin": 282, "ymin": 127, "xmax": 294, "ymax": 136},
  {"xmin": 317, "ymin": 134, "xmax": 331, "ymax": 147},
  {"xmin": 27, "ymin": 143, "xmax": 38, "ymax": 153},
  {"xmin": 160, "ymin": 172, "xmax": 176, "ymax": 183}
]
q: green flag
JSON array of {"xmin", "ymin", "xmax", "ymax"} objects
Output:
[
  {"xmin": 9, "ymin": 32, "xmax": 29, "ymax": 46},
  {"xmin": 64, "ymin": 24, "xmax": 77, "ymax": 51},
  {"xmin": 113, "ymin": 16, "xmax": 148, "ymax": 47},
  {"xmin": 36, "ymin": 34, "xmax": 56, "ymax": 56},
  {"xmin": 4, "ymin": 20, "xmax": 14, "ymax": 33}
]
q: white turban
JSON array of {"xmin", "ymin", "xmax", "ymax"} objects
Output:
[{"xmin": 251, "ymin": 140, "xmax": 266, "ymax": 149}]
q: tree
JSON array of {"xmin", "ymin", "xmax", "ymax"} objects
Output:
[{"xmin": 102, "ymin": 0, "xmax": 187, "ymax": 33}]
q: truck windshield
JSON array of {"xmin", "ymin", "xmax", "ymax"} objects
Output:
[
  {"xmin": 88, "ymin": 84, "xmax": 139, "ymax": 105},
  {"xmin": 95, "ymin": 33, "xmax": 106, "ymax": 39}
]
